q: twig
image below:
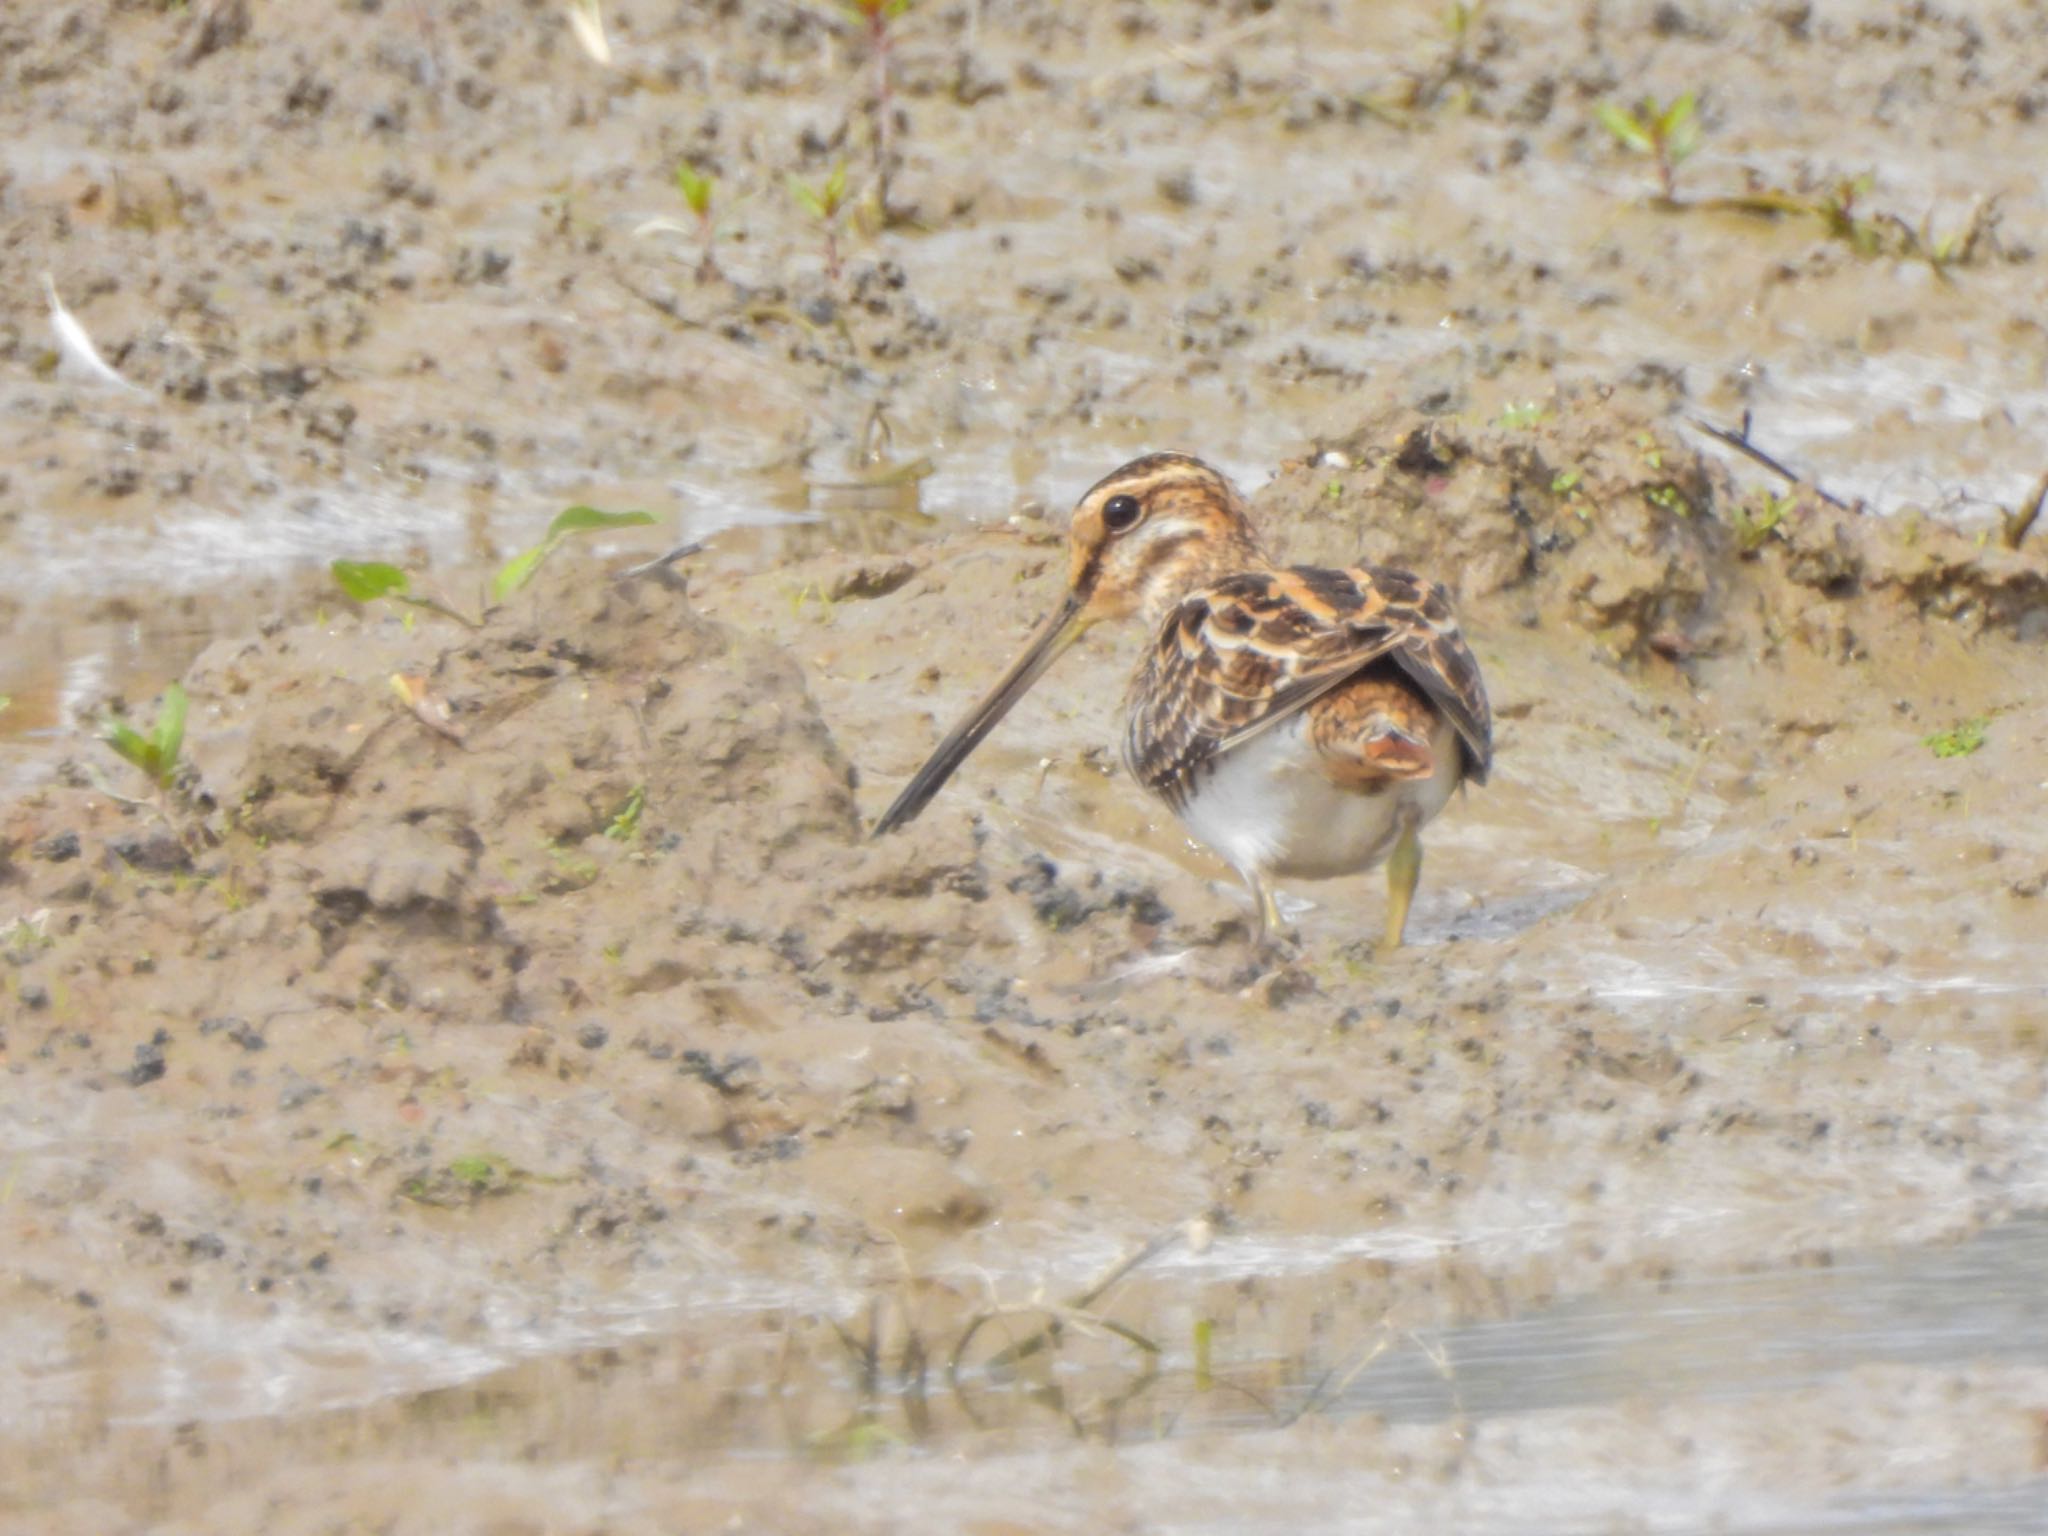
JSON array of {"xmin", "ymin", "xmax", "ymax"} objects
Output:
[
  {"xmin": 616, "ymin": 539, "xmax": 704, "ymax": 580},
  {"xmin": 2001, "ymin": 470, "xmax": 2048, "ymax": 551},
  {"xmin": 1687, "ymin": 412, "xmax": 1853, "ymax": 510}
]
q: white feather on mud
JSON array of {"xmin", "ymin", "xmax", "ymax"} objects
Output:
[
  {"xmin": 42, "ymin": 273, "xmax": 148, "ymax": 397},
  {"xmin": 565, "ymin": 0, "xmax": 611, "ymax": 65}
]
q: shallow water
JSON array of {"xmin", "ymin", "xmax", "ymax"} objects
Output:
[{"xmin": 18, "ymin": 1214, "xmax": 2048, "ymax": 1529}]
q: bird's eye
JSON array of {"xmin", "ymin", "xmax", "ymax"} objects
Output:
[{"xmin": 1102, "ymin": 494, "xmax": 1142, "ymax": 533}]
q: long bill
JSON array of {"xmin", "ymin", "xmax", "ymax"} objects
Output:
[{"xmin": 872, "ymin": 593, "xmax": 1089, "ymax": 836}]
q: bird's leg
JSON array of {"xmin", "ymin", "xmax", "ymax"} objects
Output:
[
  {"xmin": 1381, "ymin": 820, "xmax": 1422, "ymax": 951},
  {"xmin": 1245, "ymin": 872, "xmax": 1277, "ymax": 958},
  {"xmin": 1246, "ymin": 870, "xmax": 1296, "ymax": 959}
]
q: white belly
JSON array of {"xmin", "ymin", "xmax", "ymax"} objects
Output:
[{"xmin": 1174, "ymin": 714, "xmax": 1463, "ymax": 881}]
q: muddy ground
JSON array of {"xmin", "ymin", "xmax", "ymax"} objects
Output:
[{"xmin": 5, "ymin": 2, "xmax": 2048, "ymax": 1532}]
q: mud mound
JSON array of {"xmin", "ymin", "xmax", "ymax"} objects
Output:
[{"xmin": 1256, "ymin": 385, "xmax": 2048, "ymax": 665}]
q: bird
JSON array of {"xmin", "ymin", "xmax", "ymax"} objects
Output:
[{"xmin": 872, "ymin": 452, "xmax": 1492, "ymax": 953}]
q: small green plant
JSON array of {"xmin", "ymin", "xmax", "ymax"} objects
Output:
[
  {"xmin": 402, "ymin": 1152, "xmax": 526, "ymax": 1206},
  {"xmin": 1494, "ymin": 401, "xmax": 1548, "ymax": 430},
  {"xmin": 1550, "ymin": 466, "xmax": 1590, "ymax": 520},
  {"xmin": 1595, "ymin": 92, "xmax": 1700, "ymax": 201},
  {"xmin": 103, "ymin": 682, "xmax": 187, "ymax": 791},
  {"xmin": 331, "ymin": 562, "xmax": 481, "ymax": 629},
  {"xmin": 333, "ymin": 505, "xmax": 657, "ymax": 627},
  {"xmin": 489, "ymin": 505, "xmax": 659, "ymax": 604},
  {"xmin": 789, "ymin": 161, "xmax": 852, "ymax": 282},
  {"xmin": 604, "ymin": 784, "xmax": 646, "ymax": 841},
  {"xmin": 1923, "ymin": 718, "xmax": 1987, "ymax": 759},
  {"xmin": 1732, "ymin": 491, "xmax": 1795, "ymax": 552},
  {"xmin": 673, "ymin": 161, "xmax": 722, "ymax": 282},
  {"xmin": 448, "ymin": 1154, "xmax": 501, "ymax": 1186},
  {"xmin": 1912, "ymin": 197, "xmax": 1999, "ymax": 279},
  {"xmin": 1811, "ymin": 174, "xmax": 1881, "ymax": 255}
]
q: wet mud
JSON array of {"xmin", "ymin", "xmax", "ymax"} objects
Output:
[{"xmin": 4, "ymin": 1, "xmax": 2047, "ymax": 1531}]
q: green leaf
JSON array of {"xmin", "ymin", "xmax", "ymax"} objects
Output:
[
  {"xmin": 1595, "ymin": 101, "xmax": 1653, "ymax": 154},
  {"xmin": 102, "ymin": 720, "xmax": 155, "ymax": 776},
  {"xmin": 488, "ymin": 546, "xmax": 548, "ymax": 606},
  {"xmin": 1923, "ymin": 718, "xmax": 1988, "ymax": 759},
  {"xmin": 789, "ymin": 175, "xmax": 824, "ymax": 219},
  {"xmin": 675, "ymin": 161, "xmax": 713, "ymax": 217},
  {"xmin": 605, "ymin": 784, "xmax": 646, "ymax": 841},
  {"xmin": 153, "ymin": 683, "xmax": 187, "ymax": 785},
  {"xmin": 331, "ymin": 560, "xmax": 412, "ymax": 603},
  {"xmin": 543, "ymin": 505, "xmax": 658, "ymax": 540},
  {"xmin": 448, "ymin": 1154, "xmax": 498, "ymax": 1186},
  {"xmin": 490, "ymin": 506, "xmax": 658, "ymax": 605},
  {"xmin": 823, "ymin": 161, "xmax": 848, "ymax": 208},
  {"xmin": 1662, "ymin": 92, "xmax": 1701, "ymax": 162}
]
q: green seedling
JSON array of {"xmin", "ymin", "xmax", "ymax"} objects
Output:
[
  {"xmin": 1913, "ymin": 197, "xmax": 1999, "ymax": 278},
  {"xmin": 789, "ymin": 161, "xmax": 852, "ymax": 282},
  {"xmin": 673, "ymin": 161, "xmax": 722, "ymax": 282},
  {"xmin": 1595, "ymin": 92, "xmax": 1700, "ymax": 200},
  {"xmin": 1373, "ymin": 0, "xmax": 1486, "ymax": 118},
  {"xmin": 102, "ymin": 682, "xmax": 187, "ymax": 791},
  {"xmin": 1811, "ymin": 174, "xmax": 1881, "ymax": 256},
  {"xmin": 604, "ymin": 784, "xmax": 646, "ymax": 841},
  {"xmin": 1733, "ymin": 491, "xmax": 1795, "ymax": 552},
  {"xmin": 403, "ymin": 1152, "xmax": 527, "ymax": 1206},
  {"xmin": 448, "ymin": 1154, "xmax": 502, "ymax": 1186},
  {"xmin": 1550, "ymin": 467, "xmax": 1591, "ymax": 520},
  {"xmin": 1924, "ymin": 718, "xmax": 1987, "ymax": 759},
  {"xmin": 333, "ymin": 505, "xmax": 657, "ymax": 627},
  {"xmin": 330, "ymin": 561, "xmax": 481, "ymax": 629},
  {"xmin": 489, "ymin": 505, "xmax": 658, "ymax": 604},
  {"xmin": 1704, "ymin": 181, "xmax": 1995, "ymax": 277},
  {"xmin": 1494, "ymin": 401, "xmax": 1548, "ymax": 430}
]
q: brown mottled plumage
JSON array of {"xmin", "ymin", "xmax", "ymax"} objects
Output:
[{"xmin": 874, "ymin": 453, "xmax": 1493, "ymax": 951}]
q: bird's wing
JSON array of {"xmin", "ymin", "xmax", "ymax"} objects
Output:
[{"xmin": 1123, "ymin": 563, "xmax": 1493, "ymax": 810}]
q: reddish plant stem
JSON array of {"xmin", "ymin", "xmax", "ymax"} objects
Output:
[{"xmin": 869, "ymin": 10, "xmax": 894, "ymax": 218}]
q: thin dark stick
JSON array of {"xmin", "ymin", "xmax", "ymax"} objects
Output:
[
  {"xmin": 1687, "ymin": 413, "xmax": 1854, "ymax": 510},
  {"xmin": 617, "ymin": 539, "xmax": 704, "ymax": 581},
  {"xmin": 2002, "ymin": 470, "xmax": 2048, "ymax": 550}
]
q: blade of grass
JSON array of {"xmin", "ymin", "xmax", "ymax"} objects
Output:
[{"xmin": 152, "ymin": 683, "xmax": 187, "ymax": 784}]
